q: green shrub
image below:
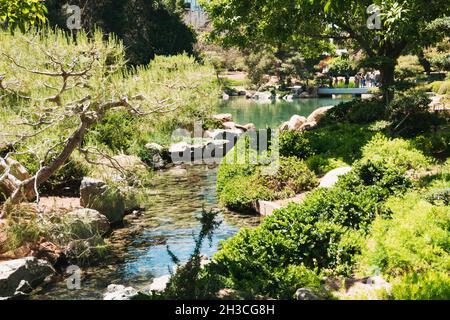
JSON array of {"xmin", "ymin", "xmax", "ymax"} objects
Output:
[
  {"xmin": 279, "ymin": 131, "xmax": 314, "ymax": 159},
  {"xmin": 86, "ymin": 110, "xmax": 141, "ymax": 153},
  {"xmin": 305, "ymin": 155, "xmax": 348, "ymax": 176},
  {"xmin": 217, "ymin": 156, "xmax": 318, "ymax": 210},
  {"xmin": 260, "ymin": 157, "xmax": 318, "ymax": 198},
  {"xmin": 412, "ymin": 129, "xmax": 450, "ymax": 158},
  {"xmin": 387, "ymin": 90, "xmax": 442, "ymax": 137},
  {"xmin": 359, "ymin": 193, "xmax": 450, "ymax": 277},
  {"xmin": 389, "ymin": 271, "xmax": 450, "ymax": 300},
  {"xmin": 362, "ymin": 134, "xmax": 431, "ymax": 171},
  {"xmin": 209, "ymin": 150, "xmax": 414, "ymax": 298},
  {"xmin": 280, "ymin": 123, "xmax": 374, "ymax": 165},
  {"xmin": 320, "ymin": 99, "xmax": 386, "ymax": 125},
  {"xmin": 218, "ymin": 175, "xmax": 273, "ymax": 211}
]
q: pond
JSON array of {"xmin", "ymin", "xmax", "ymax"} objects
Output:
[
  {"xmin": 219, "ymin": 97, "xmax": 349, "ymax": 129},
  {"xmin": 32, "ymin": 97, "xmax": 343, "ymax": 300}
]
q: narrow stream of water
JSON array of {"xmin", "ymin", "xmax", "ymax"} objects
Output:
[
  {"xmin": 32, "ymin": 97, "xmax": 347, "ymax": 300},
  {"xmin": 32, "ymin": 166, "xmax": 261, "ymax": 300}
]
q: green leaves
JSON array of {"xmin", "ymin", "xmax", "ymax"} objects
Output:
[{"xmin": 0, "ymin": 0, "xmax": 47, "ymax": 32}]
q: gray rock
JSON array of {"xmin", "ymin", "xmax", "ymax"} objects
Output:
[
  {"xmin": 213, "ymin": 113, "xmax": 233, "ymax": 123},
  {"xmin": 306, "ymin": 105, "xmax": 334, "ymax": 123},
  {"xmin": 65, "ymin": 208, "xmax": 110, "ymax": 237},
  {"xmin": 295, "ymin": 288, "xmax": 319, "ymax": 300},
  {"xmin": 144, "ymin": 143, "xmax": 168, "ymax": 170},
  {"xmin": 0, "ymin": 257, "xmax": 55, "ymax": 299},
  {"xmin": 80, "ymin": 177, "xmax": 125, "ymax": 225},
  {"xmin": 148, "ymin": 275, "xmax": 170, "ymax": 293},
  {"xmin": 319, "ymin": 167, "xmax": 352, "ymax": 189},
  {"xmin": 103, "ymin": 284, "xmax": 139, "ymax": 300},
  {"xmin": 288, "ymin": 115, "xmax": 307, "ymax": 131}
]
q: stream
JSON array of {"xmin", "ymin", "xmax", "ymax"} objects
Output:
[{"xmin": 31, "ymin": 97, "xmax": 347, "ymax": 300}]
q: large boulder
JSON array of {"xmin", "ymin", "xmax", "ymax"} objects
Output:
[
  {"xmin": 148, "ymin": 275, "xmax": 170, "ymax": 293},
  {"xmin": 0, "ymin": 257, "xmax": 55, "ymax": 299},
  {"xmin": 213, "ymin": 113, "xmax": 233, "ymax": 123},
  {"xmin": 64, "ymin": 209, "xmax": 110, "ymax": 237},
  {"xmin": 288, "ymin": 115, "xmax": 307, "ymax": 131},
  {"xmin": 103, "ymin": 284, "xmax": 139, "ymax": 300},
  {"xmin": 306, "ymin": 106, "xmax": 334, "ymax": 124},
  {"xmin": 80, "ymin": 178, "xmax": 125, "ymax": 225},
  {"xmin": 319, "ymin": 167, "xmax": 352, "ymax": 188}
]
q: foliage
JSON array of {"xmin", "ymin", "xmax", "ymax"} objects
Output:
[
  {"xmin": 46, "ymin": 0, "xmax": 195, "ymax": 65},
  {"xmin": 394, "ymin": 55, "xmax": 423, "ymax": 81},
  {"xmin": 160, "ymin": 209, "xmax": 223, "ymax": 299},
  {"xmin": 389, "ymin": 271, "xmax": 450, "ymax": 300},
  {"xmin": 387, "ymin": 89, "xmax": 443, "ymax": 137},
  {"xmin": 362, "ymin": 134, "xmax": 432, "ymax": 171},
  {"xmin": 429, "ymin": 80, "xmax": 450, "ymax": 95},
  {"xmin": 0, "ymin": 0, "xmax": 47, "ymax": 32},
  {"xmin": 217, "ymin": 154, "xmax": 318, "ymax": 211},
  {"xmin": 359, "ymin": 193, "xmax": 450, "ymax": 277},
  {"xmin": 5, "ymin": 207, "xmax": 109, "ymax": 266},
  {"xmin": 209, "ymin": 155, "xmax": 413, "ymax": 298},
  {"xmin": 412, "ymin": 129, "xmax": 450, "ymax": 158},
  {"xmin": 429, "ymin": 53, "xmax": 450, "ymax": 72},
  {"xmin": 203, "ymin": 0, "xmax": 450, "ymax": 97},
  {"xmin": 327, "ymin": 57, "xmax": 356, "ymax": 77},
  {"xmin": 86, "ymin": 110, "xmax": 140, "ymax": 154},
  {"xmin": 320, "ymin": 99, "xmax": 387, "ymax": 125}
]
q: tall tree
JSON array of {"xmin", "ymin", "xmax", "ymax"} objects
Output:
[
  {"xmin": 45, "ymin": 0, "xmax": 196, "ymax": 65},
  {"xmin": 203, "ymin": 0, "xmax": 450, "ymax": 101}
]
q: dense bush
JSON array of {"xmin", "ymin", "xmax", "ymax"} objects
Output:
[
  {"xmin": 86, "ymin": 110, "xmax": 141, "ymax": 153},
  {"xmin": 359, "ymin": 193, "xmax": 449, "ymax": 277},
  {"xmin": 412, "ymin": 129, "xmax": 450, "ymax": 158},
  {"xmin": 429, "ymin": 80, "xmax": 450, "ymax": 94},
  {"xmin": 320, "ymin": 99, "xmax": 386, "ymax": 125},
  {"xmin": 387, "ymin": 90, "xmax": 442, "ymax": 137},
  {"xmin": 209, "ymin": 157, "xmax": 412, "ymax": 298},
  {"xmin": 217, "ymin": 156, "xmax": 318, "ymax": 211},
  {"xmin": 362, "ymin": 134, "xmax": 432, "ymax": 171},
  {"xmin": 280, "ymin": 123, "xmax": 374, "ymax": 165},
  {"xmin": 388, "ymin": 271, "xmax": 450, "ymax": 300},
  {"xmin": 46, "ymin": 0, "xmax": 195, "ymax": 66}
]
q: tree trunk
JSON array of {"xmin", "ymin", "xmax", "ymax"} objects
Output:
[
  {"xmin": 418, "ymin": 50, "xmax": 431, "ymax": 75},
  {"xmin": 380, "ymin": 59, "xmax": 396, "ymax": 104},
  {"xmin": 3, "ymin": 117, "xmax": 92, "ymax": 213}
]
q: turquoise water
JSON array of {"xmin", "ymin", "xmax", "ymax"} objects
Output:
[
  {"xmin": 219, "ymin": 97, "xmax": 349, "ymax": 129},
  {"xmin": 32, "ymin": 97, "xmax": 343, "ymax": 300},
  {"xmin": 32, "ymin": 166, "xmax": 261, "ymax": 300}
]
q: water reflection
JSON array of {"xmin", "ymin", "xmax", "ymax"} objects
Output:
[{"xmin": 219, "ymin": 97, "xmax": 349, "ymax": 129}]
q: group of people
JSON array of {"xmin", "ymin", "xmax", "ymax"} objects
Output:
[
  {"xmin": 354, "ymin": 71, "xmax": 381, "ymax": 88},
  {"xmin": 328, "ymin": 71, "xmax": 381, "ymax": 88}
]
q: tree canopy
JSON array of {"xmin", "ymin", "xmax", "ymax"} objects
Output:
[
  {"xmin": 203, "ymin": 0, "xmax": 450, "ymax": 98},
  {"xmin": 45, "ymin": 0, "xmax": 196, "ymax": 65}
]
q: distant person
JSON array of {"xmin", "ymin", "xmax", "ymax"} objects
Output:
[
  {"xmin": 355, "ymin": 74, "xmax": 360, "ymax": 88},
  {"xmin": 334, "ymin": 77, "xmax": 339, "ymax": 87},
  {"xmin": 365, "ymin": 73, "xmax": 371, "ymax": 88},
  {"xmin": 344, "ymin": 73, "xmax": 350, "ymax": 88},
  {"xmin": 361, "ymin": 73, "xmax": 366, "ymax": 87}
]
